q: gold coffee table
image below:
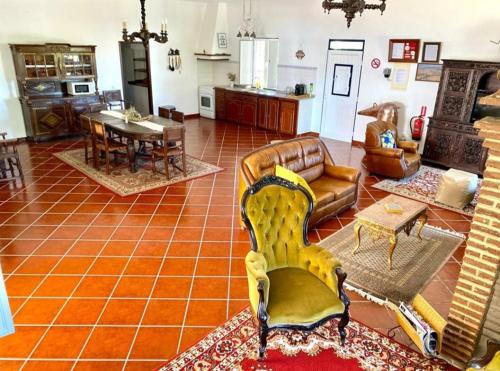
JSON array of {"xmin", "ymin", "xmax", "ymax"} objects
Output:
[{"xmin": 353, "ymin": 195, "xmax": 428, "ymax": 270}]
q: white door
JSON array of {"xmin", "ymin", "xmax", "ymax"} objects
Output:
[{"xmin": 321, "ymin": 50, "xmax": 363, "ymax": 142}]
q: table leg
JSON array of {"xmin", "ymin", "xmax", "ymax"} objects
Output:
[
  {"xmin": 127, "ymin": 138, "xmax": 137, "ymax": 173},
  {"xmin": 353, "ymin": 222, "xmax": 363, "ymax": 255},
  {"xmin": 388, "ymin": 233, "xmax": 398, "ymax": 270},
  {"xmin": 416, "ymin": 213, "xmax": 428, "ymax": 241}
]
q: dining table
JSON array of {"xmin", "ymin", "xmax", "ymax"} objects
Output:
[{"xmin": 81, "ymin": 111, "xmax": 184, "ymax": 173}]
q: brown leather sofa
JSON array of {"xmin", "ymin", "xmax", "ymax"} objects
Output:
[
  {"xmin": 239, "ymin": 137, "xmax": 361, "ymax": 227},
  {"xmin": 364, "ymin": 121, "xmax": 421, "ymax": 179}
]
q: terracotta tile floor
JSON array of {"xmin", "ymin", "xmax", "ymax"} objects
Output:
[{"xmin": 0, "ymin": 118, "xmax": 469, "ymax": 370}]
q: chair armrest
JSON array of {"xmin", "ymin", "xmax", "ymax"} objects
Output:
[
  {"xmin": 300, "ymin": 245, "xmax": 342, "ymax": 296},
  {"xmin": 245, "ymin": 251, "xmax": 270, "ymax": 315},
  {"xmin": 398, "ymin": 140, "xmax": 418, "ymax": 154},
  {"xmin": 365, "ymin": 147, "xmax": 404, "ymax": 159},
  {"xmin": 324, "ymin": 164, "xmax": 361, "ymax": 183}
]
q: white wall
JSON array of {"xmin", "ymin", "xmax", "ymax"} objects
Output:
[
  {"xmin": 216, "ymin": 0, "xmax": 500, "ymax": 142},
  {"xmin": 2, "ymin": 0, "xmax": 500, "ymax": 141},
  {"xmin": 0, "ymin": 0, "xmax": 207, "ymax": 138}
]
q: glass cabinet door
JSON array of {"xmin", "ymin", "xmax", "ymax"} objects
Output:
[
  {"xmin": 63, "ymin": 53, "xmax": 95, "ymax": 77},
  {"xmin": 23, "ymin": 53, "xmax": 58, "ymax": 79}
]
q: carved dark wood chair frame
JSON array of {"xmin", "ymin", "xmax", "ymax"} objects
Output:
[
  {"xmin": 241, "ymin": 175, "xmax": 350, "ymax": 359},
  {"xmin": 0, "ymin": 132, "xmax": 24, "ymax": 183}
]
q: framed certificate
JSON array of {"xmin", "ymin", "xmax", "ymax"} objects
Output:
[
  {"xmin": 422, "ymin": 42, "xmax": 441, "ymax": 63},
  {"xmin": 388, "ymin": 39, "xmax": 420, "ymax": 63}
]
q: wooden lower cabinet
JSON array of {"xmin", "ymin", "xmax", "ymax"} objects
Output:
[
  {"xmin": 225, "ymin": 98, "xmax": 241, "ymax": 123},
  {"xmin": 30, "ymin": 104, "xmax": 71, "ymax": 137},
  {"xmin": 240, "ymin": 98, "xmax": 257, "ymax": 126},
  {"xmin": 423, "ymin": 118, "xmax": 488, "ymax": 174},
  {"xmin": 22, "ymin": 95, "xmax": 100, "ymax": 141},
  {"xmin": 279, "ymin": 100, "xmax": 298, "ymax": 135},
  {"xmin": 267, "ymin": 99, "xmax": 280, "ymax": 131},
  {"xmin": 215, "ymin": 89, "xmax": 226, "ymax": 120},
  {"xmin": 257, "ymin": 98, "xmax": 268, "ymax": 129},
  {"xmin": 215, "ymin": 88, "xmax": 300, "ymax": 135}
]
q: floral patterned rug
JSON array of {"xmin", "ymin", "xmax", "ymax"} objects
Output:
[
  {"xmin": 54, "ymin": 148, "xmax": 223, "ymax": 196},
  {"xmin": 158, "ymin": 308, "xmax": 456, "ymax": 371},
  {"xmin": 372, "ymin": 166, "xmax": 479, "ymax": 217}
]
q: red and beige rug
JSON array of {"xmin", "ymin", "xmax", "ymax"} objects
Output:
[
  {"xmin": 372, "ymin": 166, "xmax": 479, "ymax": 217},
  {"xmin": 54, "ymin": 148, "xmax": 223, "ymax": 196},
  {"xmin": 159, "ymin": 308, "xmax": 455, "ymax": 370}
]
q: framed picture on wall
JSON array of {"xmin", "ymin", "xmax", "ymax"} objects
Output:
[
  {"xmin": 217, "ymin": 33, "xmax": 228, "ymax": 48},
  {"xmin": 422, "ymin": 42, "xmax": 441, "ymax": 63},
  {"xmin": 415, "ymin": 63, "xmax": 443, "ymax": 82},
  {"xmin": 388, "ymin": 39, "xmax": 420, "ymax": 63}
]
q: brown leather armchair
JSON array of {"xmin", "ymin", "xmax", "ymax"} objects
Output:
[{"xmin": 364, "ymin": 121, "xmax": 421, "ymax": 179}]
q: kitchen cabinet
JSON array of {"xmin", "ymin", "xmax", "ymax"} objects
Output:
[
  {"xmin": 257, "ymin": 98, "xmax": 268, "ymax": 129},
  {"xmin": 10, "ymin": 43, "xmax": 100, "ymax": 141},
  {"xmin": 279, "ymin": 100, "xmax": 298, "ymax": 135},
  {"xmin": 215, "ymin": 88, "xmax": 226, "ymax": 120},
  {"xmin": 240, "ymin": 96, "xmax": 258, "ymax": 126},
  {"xmin": 267, "ymin": 98, "xmax": 280, "ymax": 131},
  {"xmin": 215, "ymin": 87, "xmax": 312, "ymax": 136},
  {"xmin": 226, "ymin": 96, "xmax": 241, "ymax": 123}
]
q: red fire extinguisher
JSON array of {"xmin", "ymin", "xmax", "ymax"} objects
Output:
[{"xmin": 410, "ymin": 106, "xmax": 427, "ymax": 141}]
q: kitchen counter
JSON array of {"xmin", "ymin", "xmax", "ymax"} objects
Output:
[
  {"xmin": 214, "ymin": 86, "xmax": 314, "ymax": 136},
  {"xmin": 215, "ymin": 86, "xmax": 315, "ymax": 101}
]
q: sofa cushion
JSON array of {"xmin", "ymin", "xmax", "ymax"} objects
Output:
[
  {"xmin": 277, "ymin": 142, "xmax": 305, "ymax": 173},
  {"xmin": 299, "ymin": 139, "xmax": 325, "ymax": 182},
  {"xmin": 267, "ymin": 267, "xmax": 344, "ymax": 326},
  {"xmin": 310, "ymin": 175, "xmax": 356, "ymax": 201},
  {"xmin": 243, "ymin": 147, "xmax": 280, "ymax": 183}
]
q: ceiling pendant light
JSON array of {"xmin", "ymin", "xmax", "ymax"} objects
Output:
[
  {"xmin": 322, "ymin": 0, "xmax": 387, "ymax": 28},
  {"xmin": 122, "ymin": 0, "xmax": 168, "ymax": 48},
  {"xmin": 237, "ymin": 0, "xmax": 256, "ymax": 39}
]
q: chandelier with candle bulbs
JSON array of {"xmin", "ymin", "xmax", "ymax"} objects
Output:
[
  {"xmin": 322, "ymin": 0, "xmax": 387, "ymax": 28},
  {"xmin": 122, "ymin": 0, "xmax": 168, "ymax": 48}
]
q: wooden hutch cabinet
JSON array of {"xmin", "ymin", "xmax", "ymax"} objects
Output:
[
  {"xmin": 423, "ymin": 60, "xmax": 500, "ymax": 175},
  {"xmin": 10, "ymin": 43, "xmax": 101, "ymax": 141}
]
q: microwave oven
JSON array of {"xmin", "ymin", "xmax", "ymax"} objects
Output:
[{"xmin": 67, "ymin": 81, "xmax": 96, "ymax": 96}]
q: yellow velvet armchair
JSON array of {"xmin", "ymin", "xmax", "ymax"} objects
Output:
[{"xmin": 241, "ymin": 175, "xmax": 350, "ymax": 359}]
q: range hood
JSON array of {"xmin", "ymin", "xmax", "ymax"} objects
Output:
[{"xmin": 195, "ymin": 1, "xmax": 231, "ymax": 61}]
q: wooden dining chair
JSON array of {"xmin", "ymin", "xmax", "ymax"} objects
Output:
[
  {"xmin": 90, "ymin": 120, "xmax": 128, "ymax": 175},
  {"xmin": 82, "ymin": 104, "xmax": 109, "ymax": 165},
  {"xmin": 151, "ymin": 126, "xmax": 186, "ymax": 180},
  {"xmin": 102, "ymin": 90, "xmax": 130, "ymax": 110},
  {"xmin": 0, "ymin": 134, "xmax": 24, "ymax": 183},
  {"xmin": 171, "ymin": 111, "xmax": 185, "ymax": 123}
]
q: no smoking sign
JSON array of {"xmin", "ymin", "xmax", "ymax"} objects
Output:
[{"xmin": 371, "ymin": 58, "xmax": 381, "ymax": 69}]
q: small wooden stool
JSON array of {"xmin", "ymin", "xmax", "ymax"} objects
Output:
[{"xmin": 158, "ymin": 105, "xmax": 176, "ymax": 119}]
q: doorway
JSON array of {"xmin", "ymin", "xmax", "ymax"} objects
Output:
[
  {"xmin": 321, "ymin": 39, "xmax": 364, "ymax": 142},
  {"xmin": 119, "ymin": 42, "xmax": 153, "ymax": 114}
]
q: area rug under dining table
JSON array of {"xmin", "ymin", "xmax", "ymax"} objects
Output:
[
  {"xmin": 54, "ymin": 148, "xmax": 223, "ymax": 196},
  {"xmin": 158, "ymin": 308, "xmax": 456, "ymax": 370}
]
